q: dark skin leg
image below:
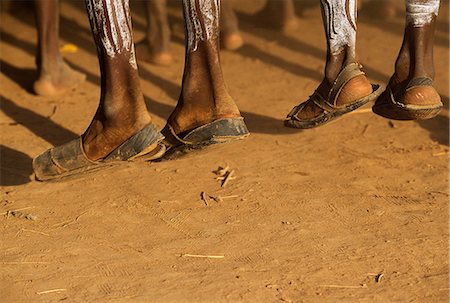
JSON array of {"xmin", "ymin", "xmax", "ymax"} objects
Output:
[
  {"xmin": 293, "ymin": 0, "xmax": 373, "ymax": 120},
  {"xmin": 389, "ymin": 7, "xmax": 440, "ymax": 106},
  {"xmin": 135, "ymin": 0, "xmax": 173, "ymax": 66},
  {"xmin": 82, "ymin": 0, "xmax": 239, "ymax": 160},
  {"xmin": 34, "ymin": 0, "xmax": 85, "ymax": 97},
  {"xmin": 82, "ymin": 0, "xmax": 151, "ymax": 160},
  {"xmin": 257, "ymin": 0, "xmax": 299, "ymax": 32},
  {"xmin": 221, "ymin": 0, "xmax": 243, "ymax": 50},
  {"xmin": 167, "ymin": 0, "xmax": 240, "ymax": 134}
]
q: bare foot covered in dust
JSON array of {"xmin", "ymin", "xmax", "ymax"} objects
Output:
[{"xmin": 33, "ymin": 60, "xmax": 85, "ymax": 97}]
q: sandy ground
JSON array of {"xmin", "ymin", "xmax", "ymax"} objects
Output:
[{"xmin": 1, "ymin": 1, "xmax": 449, "ymax": 302}]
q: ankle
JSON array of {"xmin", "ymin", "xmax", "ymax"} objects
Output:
[{"xmin": 169, "ymin": 94, "xmax": 240, "ymax": 134}]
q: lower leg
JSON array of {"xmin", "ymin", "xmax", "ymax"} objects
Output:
[
  {"xmin": 167, "ymin": 0, "xmax": 240, "ymax": 134},
  {"xmin": 259, "ymin": 0, "xmax": 299, "ymax": 32},
  {"xmin": 387, "ymin": 0, "xmax": 440, "ymax": 105},
  {"xmin": 295, "ymin": 0, "xmax": 372, "ymax": 120},
  {"xmin": 34, "ymin": 0, "xmax": 85, "ymax": 96},
  {"xmin": 220, "ymin": 0, "xmax": 243, "ymax": 50},
  {"xmin": 136, "ymin": 0, "xmax": 172, "ymax": 65},
  {"xmin": 82, "ymin": 0, "xmax": 151, "ymax": 160}
]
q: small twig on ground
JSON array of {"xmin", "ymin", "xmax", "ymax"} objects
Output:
[
  {"xmin": 1, "ymin": 261, "xmax": 50, "ymax": 264},
  {"xmin": 214, "ymin": 166, "xmax": 236, "ymax": 187},
  {"xmin": 211, "ymin": 195, "xmax": 239, "ymax": 203},
  {"xmin": 214, "ymin": 166, "xmax": 229, "ymax": 177},
  {"xmin": 200, "ymin": 192, "xmax": 209, "ymax": 206},
  {"xmin": 361, "ymin": 124, "xmax": 369, "ymax": 136},
  {"xmin": 432, "ymin": 151, "xmax": 449, "ymax": 157},
  {"xmin": 375, "ymin": 273, "xmax": 384, "ymax": 283},
  {"xmin": 1, "ymin": 207, "xmax": 35, "ymax": 216},
  {"xmin": 181, "ymin": 254, "xmax": 224, "ymax": 259},
  {"xmin": 36, "ymin": 289, "xmax": 67, "ymax": 295},
  {"xmin": 5, "ymin": 211, "xmax": 37, "ymax": 221},
  {"xmin": 320, "ymin": 284, "xmax": 367, "ymax": 289},
  {"xmin": 19, "ymin": 228, "xmax": 50, "ymax": 237},
  {"xmin": 221, "ymin": 170, "xmax": 235, "ymax": 188},
  {"xmin": 51, "ymin": 210, "xmax": 89, "ymax": 229}
]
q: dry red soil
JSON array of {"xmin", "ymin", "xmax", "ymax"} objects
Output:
[{"xmin": 1, "ymin": 1, "xmax": 449, "ymax": 302}]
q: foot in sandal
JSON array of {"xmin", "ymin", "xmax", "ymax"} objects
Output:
[
  {"xmin": 160, "ymin": 0, "xmax": 249, "ymax": 159},
  {"xmin": 285, "ymin": 0, "xmax": 381, "ymax": 129},
  {"xmin": 373, "ymin": 0, "xmax": 442, "ymax": 120},
  {"xmin": 33, "ymin": 0, "xmax": 248, "ymax": 180},
  {"xmin": 33, "ymin": 0, "xmax": 165, "ymax": 181}
]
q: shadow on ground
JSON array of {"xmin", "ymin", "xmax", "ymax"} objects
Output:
[
  {"xmin": 0, "ymin": 145, "xmax": 33, "ymax": 186},
  {"xmin": 416, "ymin": 96, "xmax": 450, "ymax": 147},
  {"xmin": 1, "ymin": 96, "xmax": 77, "ymax": 147}
]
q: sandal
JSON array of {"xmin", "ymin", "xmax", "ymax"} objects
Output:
[
  {"xmin": 160, "ymin": 117, "xmax": 249, "ymax": 160},
  {"xmin": 372, "ymin": 77, "xmax": 443, "ymax": 120},
  {"xmin": 285, "ymin": 63, "xmax": 382, "ymax": 129},
  {"xmin": 33, "ymin": 123, "xmax": 165, "ymax": 181}
]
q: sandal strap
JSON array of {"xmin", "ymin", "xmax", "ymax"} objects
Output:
[
  {"xmin": 105, "ymin": 124, "xmax": 163, "ymax": 161},
  {"xmin": 161, "ymin": 124, "xmax": 190, "ymax": 147},
  {"xmin": 405, "ymin": 77, "xmax": 433, "ymax": 91},
  {"xmin": 50, "ymin": 138, "xmax": 95, "ymax": 171},
  {"xmin": 328, "ymin": 63, "xmax": 365, "ymax": 106}
]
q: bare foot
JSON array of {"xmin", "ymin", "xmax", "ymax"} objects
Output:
[
  {"xmin": 135, "ymin": 40, "xmax": 172, "ymax": 66},
  {"xmin": 280, "ymin": 17, "xmax": 300, "ymax": 33},
  {"xmin": 222, "ymin": 32, "xmax": 244, "ymax": 51},
  {"xmin": 255, "ymin": 1, "xmax": 299, "ymax": 32},
  {"xmin": 34, "ymin": 61, "xmax": 85, "ymax": 97}
]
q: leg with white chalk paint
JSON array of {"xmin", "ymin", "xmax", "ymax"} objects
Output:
[
  {"xmin": 166, "ymin": 0, "xmax": 242, "ymax": 135},
  {"xmin": 372, "ymin": 0, "xmax": 442, "ymax": 120},
  {"xmin": 81, "ymin": 0, "xmax": 152, "ymax": 160},
  {"xmin": 391, "ymin": 0, "xmax": 440, "ymax": 102},
  {"xmin": 286, "ymin": 0, "xmax": 373, "ymax": 123},
  {"xmin": 34, "ymin": 0, "xmax": 85, "ymax": 96}
]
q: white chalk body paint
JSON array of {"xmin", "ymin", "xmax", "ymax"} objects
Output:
[
  {"xmin": 320, "ymin": 0, "xmax": 357, "ymax": 56},
  {"xmin": 86, "ymin": 0, "xmax": 137, "ymax": 69},
  {"xmin": 406, "ymin": 0, "xmax": 440, "ymax": 27},
  {"xmin": 183, "ymin": 0, "xmax": 220, "ymax": 52}
]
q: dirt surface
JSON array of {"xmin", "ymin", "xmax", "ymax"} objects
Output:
[{"xmin": 1, "ymin": 1, "xmax": 449, "ymax": 302}]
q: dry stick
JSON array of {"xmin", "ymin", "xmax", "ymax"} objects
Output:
[
  {"xmin": 181, "ymin": 254, "xmax": 225, "ymax": 259},
  {"xmin": 432, "ymin": 151, "xmax": 449, "ymax": 157},
  {"xmin": 221, "ymin": 170, "xmax": 235, "ymax": 188},
  {"xmin": 375, "ymin": 273, "xmax": 384, "ymax": 283},
  {"xmin": 361, "ymin": 124, "xmax": 369, "ymax": 135},
  {"xmin": 20, "ymin": 228, "xmax": 50, "ymax": 236},
  {"xmin": 210, "ymin": 195, "xmax": 239, "ymax": 202},
  {"xmin": 36, "ymin": 289, "xmax": 67, "ymax": 295},
  {"xmin": 1, "ymin": 261, "xmax": 50, "ymax": 264},
  {"xmin": 201, "ymin": 192, "xmax": 209, "ymax": 206},
  {"xmin": 1, "ymin": 207, "xmax": 35, "ymax": 216},
  {"xmin": 320, "ymin": 284, "xmax": 367, "ymax": 289},
  {"xmin": 51, "ymin": 210, "xmax": 89, "ymax": 229}
]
